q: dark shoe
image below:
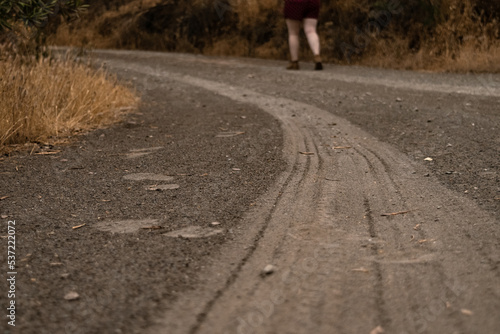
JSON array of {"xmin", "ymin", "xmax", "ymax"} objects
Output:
[
  {"xmin": 314, "ymin": 55, "xmax": 323, "ymax": 71},
  {"xmin": 286, "ymin": 61, "xmax": 299, "ymax": 70}
]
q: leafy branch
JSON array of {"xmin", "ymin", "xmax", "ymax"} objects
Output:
[{"xmin": 0, "ymin": 0, "xmax": 88, "ymax": 32}]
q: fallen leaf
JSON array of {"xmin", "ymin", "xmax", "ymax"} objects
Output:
[
  {"xmin": 232, "ymin": 168, "xmax": 241, "ymax": 171},
  {"xmin": 424, "ymin": 157, "xmax": 433, "ymax": 161},
  {"xmin": 211, "ymin": 222, "xmax": 221, "ymax": 226},
  {"xmin": 72, "ymin": 223, "xmax": 86, "ymax": 230},
  {"xmin": 299, "ymin": 151, "xmax": 315, "ymax": 155},
  {"xmin": 351, "ymin": 267, "xmax": 370, "ymax": 273},
  {"xmin": 1, "ymin": 214, "xmax": 8, "ymax": 219},
  {"xmin": 0, "ymin": 196, "xmax": 9, "ymax": 201},
  {"xmin": 413, "ymin": 224, "xmax": 421, "ymax": 230},
  {"xmin": 333, "ymin": 146, "xmax": 352, "ymax": 149},
  {"xmin": 461, "ymin": 309, "xmax": 473, "ymax": 316},
  {"xmin": 370, "ymin": 325, "xmax": 384, "ymax": 334},
  {"xmin": 418, "ymin": 239, "xmax": 428, "ymax": 243},
  {"xmin": 381, "ymin": 210, "xmax": 411, "ymax": 216},
  {"xmin": 100, "ymin": 199, "xmax": 111, "ymax": 202},
  {"xmin": 140, "ymin": 226, "xmax": 162, "ymax": 230},
  {"xmin": 64, "ymin": 292, "xmax": 80, "ymax": 301},
  {"xmin": 50, "ymin": 262, "xmax": 63, "ymax": 266}
]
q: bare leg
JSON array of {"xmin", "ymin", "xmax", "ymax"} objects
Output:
[
  {"xmin": 286, "ymin": 19, "xmax": 301, "ymax": 61},
  {"xmin": 303, "ymin": 18, "xmax": 320, "ymax": 57}
]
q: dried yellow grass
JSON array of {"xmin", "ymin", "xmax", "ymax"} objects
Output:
[
  {"xmin": 0, "ymin": 57, "xmax": 138, "ymax": 152},
  {"xmin": 360, "ymin": 8, "xmax": 500, "ymax": 71}
]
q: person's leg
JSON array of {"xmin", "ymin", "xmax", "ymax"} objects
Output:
[
  {"xmin": 303, "ymin": 18, "xmax": 320, "ymax": 57},
  {"xmin": 303, "ymin": 18, "xmax": 322, "ymax": 70},
  {"xmin": 286, "ymin": 19, "xmax": 301, "ymax": 62}
]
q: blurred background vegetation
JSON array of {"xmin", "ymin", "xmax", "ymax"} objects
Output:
[{"xmin": 46, "ymin": 0, "xmax": 500, "ymax": 72}]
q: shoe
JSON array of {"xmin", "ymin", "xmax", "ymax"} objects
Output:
[
  {"xmin": 314, "ymin": 55, "xmax": 323, "ymax": 71},
  {"xmin": 286, "ymin": 61, "xmax": 299, "ymax": 70}
]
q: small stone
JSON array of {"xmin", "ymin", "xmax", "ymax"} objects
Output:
[
  {"xmin": 262, "ymin": 264, "xmax": 277, "ymax": 276},
  {"xmin": 396, "ymin": 97, "xmax": 403, "ymax": 102},
  {"xmin": 64, "ymin": 292, "xmax": 80, "ymax": 301}
]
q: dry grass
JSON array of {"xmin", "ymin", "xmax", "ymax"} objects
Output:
[
  {"xmin": 0, "ymin": 56, "xmax": 138, "ymax": 153},
  {"xmin": 359, "ymin": 0, "xmax": 500, "ymax": 71},
  {"xmin": 51, "ymin": 0, "xmax": 163, "ymax": 49}
]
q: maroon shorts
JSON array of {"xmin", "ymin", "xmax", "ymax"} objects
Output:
[{"xmin": 284, "ymin": 0, "xmax": 320, "ymax": 21}]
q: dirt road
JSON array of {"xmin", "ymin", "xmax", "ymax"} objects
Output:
[{"xmin": 1, "ymin": 50, "xmax": 499, "ymax": 334}]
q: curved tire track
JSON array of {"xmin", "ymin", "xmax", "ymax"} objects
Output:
[{"xmin": 96, "ymin": 52, "xmax": 499, "ymax": 334}]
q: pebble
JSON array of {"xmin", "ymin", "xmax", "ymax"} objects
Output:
[
  {"xmin": 64, "ymin": 292, "xmax": 80, "ymax": 301},
  {"xmin": 262, "ymin": 264, "xmax": 277, "ymax": 276}
]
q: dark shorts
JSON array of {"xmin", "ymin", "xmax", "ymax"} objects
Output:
[{"xmin": 284, "ymin": 0, "xmax": 320, "ymax": 21}]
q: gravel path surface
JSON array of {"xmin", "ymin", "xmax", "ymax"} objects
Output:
[{"xmin": 1, "ymin": 50, "xmax": 498, "ymax": 334}]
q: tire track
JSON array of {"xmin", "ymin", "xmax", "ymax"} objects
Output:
[{"xmin": 96, "ymin": 52, "xmax": 500, "ymax": 334}]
